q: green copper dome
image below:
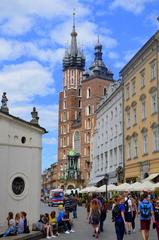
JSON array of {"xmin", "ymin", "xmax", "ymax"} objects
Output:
[{"xmin": 68, "ymin": 149, "xmax": 77, "ymax": 157}]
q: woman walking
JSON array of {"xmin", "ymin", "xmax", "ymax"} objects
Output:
[
  {"xmin": 112, "ymin": 196, "xmax": 126, "ymax": 240},
  {"xmin": 89, "ymin": 198, "xmax": 101, "ymax": 239}
]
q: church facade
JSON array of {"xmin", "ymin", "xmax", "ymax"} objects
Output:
[
  {"xmin": 57, "ymin": 21, "xmax": 114, "ymax": 188},
  {"xmin": 0, "ymin": 93, "xmax": 46, "ymax": 226}
]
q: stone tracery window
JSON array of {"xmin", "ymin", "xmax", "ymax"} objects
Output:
[{"xmin": 74, "ymin": 131, "xmax": 80, "ymax": 153}]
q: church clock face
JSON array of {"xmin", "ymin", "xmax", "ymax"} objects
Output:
[{"xmin": 12, "ymin": 177, "xmax": 25, "ymax": 195}]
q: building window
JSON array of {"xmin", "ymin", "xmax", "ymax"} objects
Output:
[
  {"xmin": 128, "ymin": 140, "xmax": 131, "ymax": 160},
  {"xmin": 151, "ymin": 91, "xmax": 157, "ymax": 114},
  {"xmin": 63, "ymin": 111, "xmax": 67, "ymax": 121},
  {"xmin": 133, "ymin": 136, "xmax": 138, "ymax": 158},
  {"xmin": 87, "ymin": 88, "xmax": 91, "ymax": 98},
  {"xmin": 115, "ymin": 124, "xmax": 117, "ymax": 137},
  {"xmin": 104, "ymin": 152, "xmax": 108, "ymax": 169},
  {"xmin": 151, "ymin": 60, "xmax": 156, "ymax": 80},
  {"xmin": 111, "ymin": 111, "xmax": 113, "ymax": 120},
  {"xmin": 63, "ymin": 125, "xmax": 67, "ymax": 134},
  {"xmin": 153, "ymin": 127, "xmax": 159, "ymax": 152},
  {"xmin": 142, "ymin": 132, "xmax": 148, "ymax": 155},
  {"xmin": 79, "ymin": 100, "xmax": 81, "ymax": 108},
  {"xmin": 141, "ymin": 100, "xmax": 146, "ymax": 120},
  {"xmin": 140, "ymin": 70, "xmax": 145, "ymax": 88},
  {"xmin": 127, "ymin": 111, "xmax": 131, "ymax": 128},
  {"xmin": 87, "ymin": 118, "xmax": 91, "ymax": 129},
  {"xmin": 74, "ymin": 131, "xmax": 80, "ymax": 153},
  {"xmin": 110, "ymin": 150, "xmax": 113, "ymax": 167},
  {"xmin": 101, "ymin": 153, "xmax": 103, "ymax": 171},
  {"xmin": 132, "ymin": 79, "xmax": 136, "ymax": 95},
  {"xmin": 104, "ymin": 87, "xmax": 107, "ymax": 96},
  {"xmin": 125, "ymin": 84, "xmax": 130, "ymax": 100},
  {"xmin": 63, "ymin": 136, "xmax": 67, "ymax": 147},
  {"xmin": 60, "ymin": 138, "xmax": 62, "ymax": 147},
  {"xmin": 132, "ymin": 107, "xmax": 137, "ymax": 125},
  {"xmin": 63, "ymin": 101, "xmax": 66, "ymax": 109},
  {"xmin": 114, "ymin": 148, "xmax": 117, "ymax": 166},
  {"xmin": 78, "ymin": 88, "xmax": 81, "ymax": 96}
]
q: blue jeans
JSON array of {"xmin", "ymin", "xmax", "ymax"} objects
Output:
[
  {"xmin": 63, "ymin": 221, "xmax": 71, "ymax": 232},
  {"xmin": 3, "ymin": 226, "xmax": 16, "ymax": 237},
  {"xmin": 73, "ymin": 208, "xmax": 77, "ymax": 218},
  {"xmin": 115, "ymin": 221, "xmax": 125, "ymax": 240}
]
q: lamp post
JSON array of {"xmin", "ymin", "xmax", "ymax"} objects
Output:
[{"xmin": 104, "ymin": 173, "xmax": 109, "ymax": 200}]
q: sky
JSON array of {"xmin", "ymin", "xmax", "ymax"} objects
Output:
[{"xmin": 0, "ymin": 0, "xmax": 158, "ymax": 171}]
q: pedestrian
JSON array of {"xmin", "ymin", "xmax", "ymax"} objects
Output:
[
  {"xmin": 3, "ymin": 212, "xmax": 16, "ymax": 237},
  {"xmin": 123, "ymin": 191, "xmax": 133, "ymax": 234},
  {"xmin": 130, "ymin": 196, "xmax": 138, "ymax": 232},
  {"xmin": 15, "ymin": 212, "xmax": 24, "ymax": 234},
  {"xmin": 138, "ymin": 192, "xmax": 154, "ymax": 240},
  {"xmin": 49, "ymin": 211, "xmax": 58, "ymax": 237},
  {"xmin": 64, "ymin": 194, "xmax": 73, "ymax": 213},
  {"xmin": 44, "ymin": 213, "xmax": 55, "ymax": 239},
  {"xmin": 112, "ymin": 196, "xmax": 126, "ymax": 240},
  {"xmin": 153, "ymin": 197, "xmax": 159, "ymax": 239},
  {"xmin": 86, "ymin": 195, "xmax": 92, "ymax": 220},
  {"xmin": 62, "ymin": 209, "xmax": 75, "ymax": 234},
  {"xmin": 98, "ymin": 195, "xmax": 107, "ymax": 232},
  {"xmin": 89, "ymin": 198, "xmax": 101, "ymax": 239},
  {"xmin": 71, "ymin": 194, "xmax": 78, "ymax": 218}
]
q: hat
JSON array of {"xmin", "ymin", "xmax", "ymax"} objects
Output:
[{"xmin": 58, "ymin": 204, "xmax": 63, "ymax": 210}]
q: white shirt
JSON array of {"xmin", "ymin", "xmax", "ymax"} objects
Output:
[{"xmin": 125, "ymin": 197, "xmax": 132, "ymax": 212}]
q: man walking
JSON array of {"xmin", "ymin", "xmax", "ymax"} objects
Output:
[{"xmin": 138, "ymin": 192, "xmax": 154, "ymax": 240}]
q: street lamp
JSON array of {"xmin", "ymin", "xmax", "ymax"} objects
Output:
[{"xmin": 104, "ymin": 173, "xmax": 109, "ymax": 200}]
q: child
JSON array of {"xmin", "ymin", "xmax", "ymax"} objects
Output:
[
  {"xmin": 3, "ymin": 212, "xmax": 16, "ymax": 237},
  {"xmin": 49, "ymin": 211, "xmax": 58, "ymax": 237},
  {"xmin": 44, "ymin": 213, "xmax": 54, "ymax": 239}
]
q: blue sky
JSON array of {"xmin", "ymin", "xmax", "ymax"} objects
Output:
[{"xmin": 0, "ymin": 0, "xmax": 158, "ymax": 170}]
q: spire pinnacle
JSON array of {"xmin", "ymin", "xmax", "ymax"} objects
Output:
[
  {"xmin": 73, "ymin": 9, "xmax": 76, "ymax": 28},
  {"xmin": 70, "ymin": 9, "xmax": 78, "ymax": 57}
]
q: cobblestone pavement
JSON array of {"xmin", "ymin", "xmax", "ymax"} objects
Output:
[{"xmin": 40, "ymin": 202, "xmax": 157, "ymax": 240}]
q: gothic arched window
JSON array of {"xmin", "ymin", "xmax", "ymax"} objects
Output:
[
  {"xmin": 74, "ymin": 131, "xmax": 80, "ymax": 153},
  {"xmin": 87, "ymin": 88, "xmax": 91, "ymax": 98}
]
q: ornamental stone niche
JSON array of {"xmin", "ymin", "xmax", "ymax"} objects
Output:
[{"xmin": 0, "ymin": 94, "xmax": 47, "ymax": 226}]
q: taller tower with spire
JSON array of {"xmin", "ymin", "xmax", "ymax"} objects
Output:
[{"xmin": 57, "ymin": 18, "xmax": 114, "ymax": 189}]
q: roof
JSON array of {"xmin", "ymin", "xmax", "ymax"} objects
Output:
[
  {"xmin": 68, "ymin": 149, "xmax": 79, "ymax": 157},
  {"xmin": 0, "ymin": 110, "xmax": 47, "ymax": 134}
]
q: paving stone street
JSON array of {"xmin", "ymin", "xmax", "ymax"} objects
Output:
[{"xmin": 40, "ymin": 203, "xmax": 157, "ymax": 240}]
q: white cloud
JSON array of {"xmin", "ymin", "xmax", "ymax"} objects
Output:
[
  {"xmin": 0, "ymin": 0, "xmax": 89, "ymax": 35},
  {"xmin": 114, "ymin": 49, "xmax": 137, "ymax": 69},
  {"xmin": 0, "ymin": 38, "xmax": 65, "ymax": 66},
  {"xmin": 43, "ymin": 137, "xmax": 57, "ymax": 145},
  {"xmin": 1, "ymin": 16, "xmax": 33, "ymax": 35},
  {"xmin": 0, "ymin": 61, "xmax": 54, "ymax": 103},
  {"xmin": 110, "ymin": 0, "xmax": 154, "ymax": 14},
  {"xmin": 108, "ymin": 51, "xmax": 119, "ymax": 59},
  {"xmin": 51, "ymin": 20, "xmax": 117, "ymax": 49},
  {"xmin": 10, "ymin": 104, "xmax": 59, "ymax": 132}
]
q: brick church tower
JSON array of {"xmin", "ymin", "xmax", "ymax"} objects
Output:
[{"xmin": 57, "ymin": 19, "xmax": 114, "ymax": 189}]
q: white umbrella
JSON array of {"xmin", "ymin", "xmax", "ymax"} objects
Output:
[
  {"xmin": 97, "ymin": 184, "xmax": 117, "ymax": 192},
  {"xmin": 80, "ymin": 186, "xmax": 98, "ymax": 193},
  {"xmin": 140, "ymin": 181, "xmax": 155, "ymax": 191},
  {"xmin": 129, "ymin": 182, "xmax": 142, "ymax": 191},
  {"xmin": 116, "ymin": 183, "xmax": 131, "ymax": 192}
]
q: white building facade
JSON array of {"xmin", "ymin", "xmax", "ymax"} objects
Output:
[
  {"xmin": 90, "ymin": 82, "xmax": 124, "ymax": 185},
  {"xmin": 0, "ymin": 93, "xmax": 46, "ymax": 226}
]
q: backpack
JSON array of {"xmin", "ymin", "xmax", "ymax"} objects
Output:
[
  {"xmin": 124, "ymin": 198, "xmax": 129, "ymax": 212},
  {"xmin": 112, "ymin": 205, "xmax": 121, "ymax": 218},
  {"xmin": 140, "ymin": 202, "xmax": 151, "ymax": 219}
]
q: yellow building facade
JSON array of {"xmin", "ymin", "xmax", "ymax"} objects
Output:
[{"xmin": 120, "ymin": 31, "xmax": 159, "ymax": 183}]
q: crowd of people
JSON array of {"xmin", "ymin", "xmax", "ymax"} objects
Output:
[
  {"xmin": 34, "ymin": 193, "xmax": 77, "ymax": 239},
  {"xmin": 2, "ymin": 211, "xmax": 29, "ymax": 237},
  {"xmin": 86, "ymin": 191, "xmax": 159, "ymax": 240}
]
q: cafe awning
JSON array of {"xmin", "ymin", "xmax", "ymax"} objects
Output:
[{"xmin": 143, "ymin": 173, "xmax": 159, "ymax": 182}]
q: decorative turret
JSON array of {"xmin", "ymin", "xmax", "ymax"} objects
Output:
[
  {"xmin": 1, "ymin": 92, "xmax": 9, "ymax": 113},
  {"xmin": 63, "ymin": 13, "xmax": 85, "ymax": 70},
  {"xmin": 30, "ymin": 107, "xmax": 39, "ymax": 125},
  {"xmin": 88, "ymin": 37, "xmax": 113, "ymax": 80}
]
